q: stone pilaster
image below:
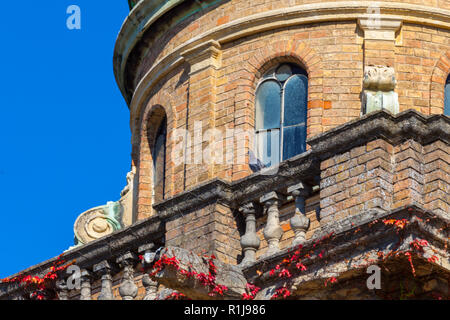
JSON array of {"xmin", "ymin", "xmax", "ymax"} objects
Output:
[
  {"xmin": 358, "ymin": 17, "xmax": 402, "ymax": 67},
  {"xmin": 181, "ymin": 41, "xmax": 222, "ymax": 188}
]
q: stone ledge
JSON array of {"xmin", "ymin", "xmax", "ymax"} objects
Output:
[{"xmin": 307, "ymin": 109, "xmax": 450, "ymax": 161}]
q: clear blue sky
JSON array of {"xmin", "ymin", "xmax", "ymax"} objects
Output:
[{"xmin": 0, "ymin": 1, "xmax": 131, "ymax": 277}]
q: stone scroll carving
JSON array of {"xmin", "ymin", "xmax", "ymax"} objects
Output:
[
  {"xmin": 69, "ymin": 169, "xmax": 136, "ymax": 249},
  {"xmin": 73, "ymin": 201, "xmax": 123, "ymax": 247},
  {"xmin": 362, "ymin": 65, "xmax": 399, "ymax": 115}
]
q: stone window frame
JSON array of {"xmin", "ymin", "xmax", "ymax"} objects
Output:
[{"xmin": 253, "ymin": 62, "xmax": 309, "ymax": 169}]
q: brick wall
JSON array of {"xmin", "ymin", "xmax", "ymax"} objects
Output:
[
  {"xmin": 131, "ymin": 1, "xmax": 450, "ymax": 222},
  {"xmin": 165, "ymin": 202, "xmax": 241, "ymax": 265},
  {"xmin": 319, "ymin": 138, "xmax": 450, "ymax": 225}
]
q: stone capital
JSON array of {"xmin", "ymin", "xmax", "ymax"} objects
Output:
[
  {"xmin": 93, "ymin": 260, "xmax": 114, "ymax": 276},
  {"xmin": 358, "ymin": 17, "xmax": 402, "ymax": 41},
  {"xmin": 239, "ymin": 202, "xmax": 257, "ymax": 216},
  {"xmin": 181, "ymin": 40, "xmax": 222, "ymax": 74},
  {"xmin": 287, "ymin": 182, "xmax": 311, "ymax": 198},
  {"xmin": 116, "ymin": 252, "xmax": 138, "ymax": 267},
  {"xmin": 260, "ymin": 191, "xmax": 284, "ymax": 206},
  {"xmin": 138, "ymin": 243, "xmax": 155, "ymax": 253}
]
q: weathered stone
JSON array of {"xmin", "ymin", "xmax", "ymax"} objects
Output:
[{"xmin": 150, "ymin": 246, "xmax": 247, "ymax": 300}]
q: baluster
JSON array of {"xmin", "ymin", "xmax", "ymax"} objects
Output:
[
  {"xmin": 239, "ymin": 202, "xmax": 260, "ymax": 266},
  {"xmin": 261, "ymin": 192, "xmax": 283, "ymax": 256},
  {"xmin": 141, "ymin": 275, "xmax": 158, "ymax": 300},
  {"xmin": 80, "ymin": 269, "xmax": 92, "ymax": 300},
  {"xmin": 117, "ymin": 252, "xmax": 138, "ymax": 300},
  {"xmin": 56, "ymin": 279, "xmax": 68, "ymax": 300},
  {"xmin": 139, "ymin": 244, "xmax": 158, "ymax": 300},
  {"xmin": 94, "ymin": 261, "xmax": 114, "ymax": 300},
  {"xmin": 288, "ymin": 182, "xmax": 311, "ymax": 246}
]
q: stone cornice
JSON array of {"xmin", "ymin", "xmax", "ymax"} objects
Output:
[
  {"xmin": 307, "ymin": 109, "xmax": 450, "ymax": 161},
  {"xmin": 115, "ymin": 1, "xmax": 450, "ymax": 110},
  {"xmin": 153, "ymin": 178, "xmax": 232, "ymax": 218}
]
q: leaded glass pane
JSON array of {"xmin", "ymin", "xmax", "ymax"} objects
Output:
[
  {"xmin": 283, "ymin": 74, "xmax": 308, "ymax": 126},
  {"xmin": 255, "ymin": 80, "xmax": 281, "ymax": 130},
  {"xmin": 282, "ymin": 124, "xmax": 306, "ymax": 160},
  {"xmin": 256, "ymin": 129, "xmax": 280, "ymax": 167},
  {"xmin": 153, "ymin": 117, "xmax": 166, "ymax": 200},
  {"xmin": 275, "ymin": 64, "xmax": 292, "ymax": 82}
]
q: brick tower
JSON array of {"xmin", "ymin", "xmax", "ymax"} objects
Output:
[{"xmin": 1, "ymin": 0, "xmax": 449, "ymax": 300}]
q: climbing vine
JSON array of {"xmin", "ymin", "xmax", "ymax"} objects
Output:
[
  {"xmin": 146, "ymin": 251, "xmax": 229, "ymax": 298},
  {"xmin": 0, "ymin": 254, "xmax": 75, "ymax": 300},
  {"xmin": 144, "ymin": 215, "xmax": 446, "ymax": 300}
]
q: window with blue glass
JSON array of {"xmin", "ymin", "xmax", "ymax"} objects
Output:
[
  {"xmin": 152, "ymin": 115, "xmax": 167, "ymax": 202},
  {"xmin": 445, "ymin": 74, "xmax": 450, "ymax": 116},
  {"xmin": 253, "ymin": 63, "xmax": 308, "ymax": 170}
]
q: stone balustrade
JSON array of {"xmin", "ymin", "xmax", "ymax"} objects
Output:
[{"xmin": 1, "ymin": 110, "xmax": 448, "ymax": 300}]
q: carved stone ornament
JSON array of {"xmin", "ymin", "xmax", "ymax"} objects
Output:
[
  {"xmin": 73, "ymin": 201, "xmax": 123, "ymax": 246},
  {"xmin": 363, "ymin": 65, "xmax": 399, "ymax": 115},
  {"xmin": 120, "ymin": 170, "xmax": 135, "ymax": 197}
]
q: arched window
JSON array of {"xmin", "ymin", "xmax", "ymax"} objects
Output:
[
  {"xmin": 152, "ymin": 115, "xmax": 167, "ymax": 202},
  {"xmin": 445, "ymin": 75, "xmax": 450, "ymax": 116},
  {"xmin": 253, "ymin": 63, "xmax": 308, "ymax": 170}
]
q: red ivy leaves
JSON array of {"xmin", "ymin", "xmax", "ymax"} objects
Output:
[
  {"xmin": 324, "ymin": 276, "xmax": 338, "ymax": 287},
  {"xmin": 150, "ymin": 252, "xmax": 228, "ymax": 298},
  {"xmin": 1, "ymin": 254, "xmax": 75, "ymax": 300},
  {"xmin": 165, "ymin": 292, "xmax": 190, "ymax": 300},
  {"xmin": 271, "ymin": 287, "xmax": 291, "ymax": 300},
  {"xmin": 242, "ymin": 283, "xmax": 261, "ymax": 300},
  {"xmin": 383, "ymin": 219, "xmax": 408, "ymax": 233},
  {"xmin": 400, "ymin": 238, "xmax": 436, "ymax": 277},
  {"xmin": 409, "ymin": 239, "xmax": 428, "ymax": 252}
]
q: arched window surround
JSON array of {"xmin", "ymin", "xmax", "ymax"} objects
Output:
[
  {"xmin": 152, "ymin": 115, "xmax": 167, "ymax": 202},
  {"xmin": 252, "ymin": 63, "xmax": 308, "ymax": 170},
  {"xmin": 143, "ymin": 105, "xmax": 168, "ymax": 205}
]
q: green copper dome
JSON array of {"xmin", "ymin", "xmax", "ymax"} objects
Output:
[{"xmin": 128, "ymin": 0, "xmax": 139, "ymax": 10}]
